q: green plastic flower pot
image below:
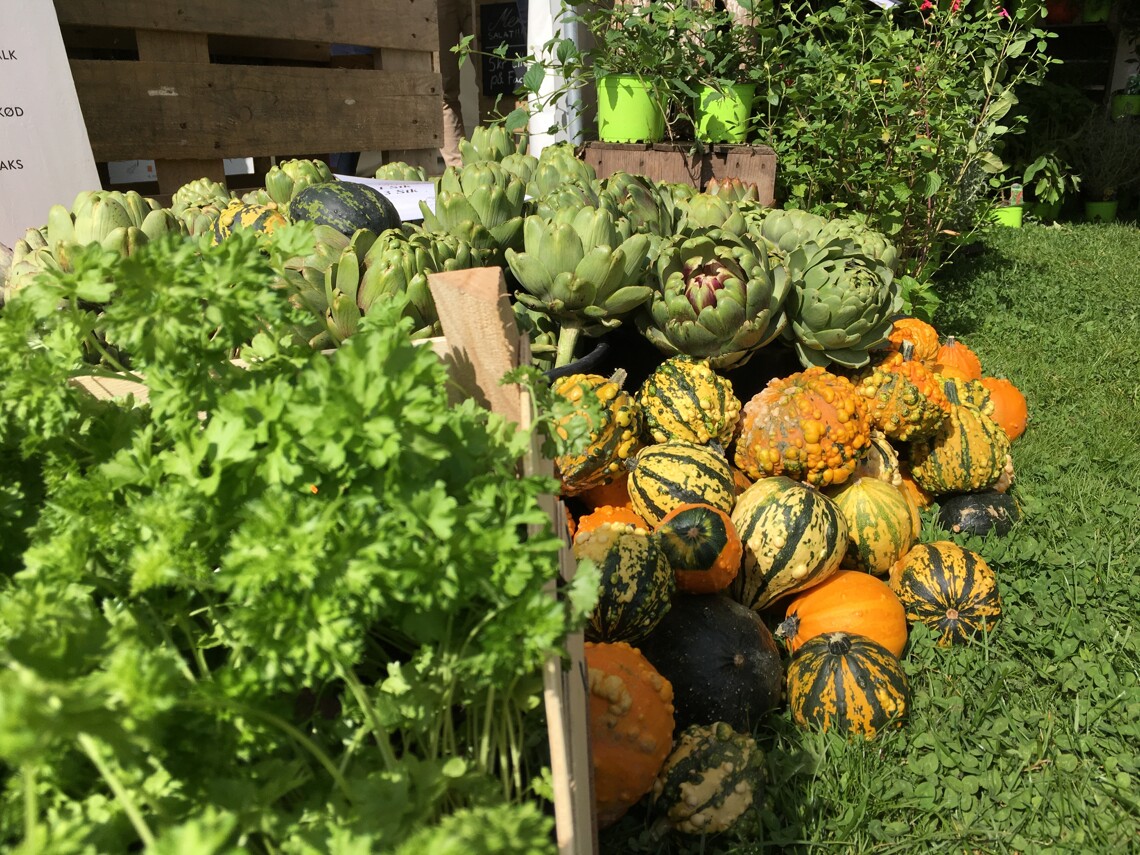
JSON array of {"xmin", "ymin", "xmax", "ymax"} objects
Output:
[
  {"xmin": 1032, "ymin": 201, "xmax": 1061, "ymax": 222},
  {"xmin": 1110, "ymin": 94, "xmax": 1140, "ymax": 120},
  {"xmin": 990, "ymin": 206, "xmax": 1023, "ymax": 227},
  {"xmin": 596, "ymin": 75, "xmax": 665, "ymax": 143},
  {"xmin": 694, "ymin": 84, "xmax": 756, "ymax": 144},
  {"xmin": 1084, "ymin": 200, "xmax": 1118, "ymax": 223}
]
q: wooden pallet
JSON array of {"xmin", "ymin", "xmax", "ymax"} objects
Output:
[
  {"xmin": 53, "ymin": 0, "xmax": 444, "ymax": 193},
  {"xmin": 582, "ymin": 141, "xmax": 777, "ymax": 204}
]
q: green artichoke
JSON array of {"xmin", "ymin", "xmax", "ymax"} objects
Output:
[
  {"xmin": 459, "ymin": 125, "xmax": 528, "ymax": 164},
  {"xmin": 673, "ymin": 193, "xmax": 749, "ymax": 237},
  {"xmin": 638, "ymin": 229, "xmax": 790, "ymax": 370},
  {"xmin": 531, "ymin": 183, "xmax": 602, "ymax": 220},
  {"xmin": 525, "ymin": 143, "xmax": 598, "ymax": 199},
  {"xmin": 262, "ymin": 158, "xmax": 336, "ymax": 207},
  {"xmin": 374, "ymin": 161, "xmax": 428, "ymax": 181},
  {"xmin": 419, "ymin": 161, "xmax": 527, "ymax": 266},
  {"xmin": 505, "ymin": 207, "xmax": 653, "ymax": 366},
  {"xmin": 599, "ymin": 171, "xmax": 676, "ymax": 238}
]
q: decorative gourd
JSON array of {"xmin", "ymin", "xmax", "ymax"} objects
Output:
[
  {"xmin": 286, "ymin": 181, "xmax": 401, "ymax": 236},
  {"xmin": 730, "ymin": 466, "xmax": 753, "ymax": 497},
  {"xmin": 786, "ymin": 632, "xmax": 910, "ymax": 739},
  {"xmin": 627, "ymin": 441, "xmax": 735, "ymax": 526},
  {"xmin": 733, "ymin": 367, "xmax": 872, "ymax": 488},
  {"xmin": 575, "ymin": 505, "xmax": 648, "ymax": 539},
  {"xmin": 637, "ymin": 355, "xmax": 742, "ymax": 447},
  {"xmin": 936, "ymin": 490, "xmax": 1021, "ymax": 537},
  {"xmin": 654, "ymin": 503, "xmax": 742, "ymax": 594},
  {"xmin": 729, "ymin": 476, "xmax": 848, "ymax": 611},
  {"xmin": 993, "ymin": 454, "xmax": 1015, "ymax": 494},
  {"xmin": 553, "ymin": 373, "xmax": 643, "ymax": 496},
  {"xmin": 210, "ymin": 200, "xmax": 287, "ymax": 245},
  {"xmin": 776, "ymin": 570, "xmax": 908, "ymax": 657},
  {"xmin": 888, "ymin": 541, "xmax": 1002, "ymax": 646},
  {"xmin": 939, "ymin": 375, "xmax": 994, "ymax": 416},
  {"xmin": 907, "ymin": 381, "xmax": 1011, "ymax": 495},
  {"xmin": 856, "ymin": 351, "xmax": 949, "ymax": 442},
  {"xmin": 933, "ymin": 336, "xmax": 983, "ymax": 381},
  {"xmin": 652, "ymin": 722, "xmax": 766, "ymax": 835},
  {"xmin": 980, "ymin": 377, "xmax": 1028, "ymax": 440},
  {"xmin": 585, "ymin": 641, "xmax": 676, "ymax": 828},
  {"xmin": 897, "ymin": 465, "xmax": 934, "ymax": 510},
  {"xmin": 851, "ymin": 430, "xmax": 903, "ymax": 487},
  {"xmin": 885, "ymin": 317, "xmax": 941, "ymax": 365},
  {"xmin": 636, "ymin": 594, "xmax": 783, "ymax": 732},
  {"xmin": 826, "ymin": 477, "xmax": 918, "ymax": 575},
  {"xmin": 573, "ymin": 523, "xmax": 674, "ymax": 643},
  {"xmin": 578, "ymin": 472, "xmax": 633, "ymax": 511}
]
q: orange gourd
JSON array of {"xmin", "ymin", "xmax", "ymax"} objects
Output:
[
  {"xmin": 980, "ymin": 377, "xmax": 1028, "ymax": 440},
  {"xmin": 886, "ymin": 317, "xmax": 940, "ymax": 365},
  {"xmin": 575, "ymin": 505, "xmax": 648, "ymax": 539},
  {"xmin": 579, "ymin": 472, "xmax": 634, "ymax": 510},
  {"xmin": 933, "ymin": 336, "xmax": 982, "ymax": 381},
  {"xmin": 897, "ymin": 466, "xmax": 933, "ymax": 510},
  {"xmin": 586, "ymin": 641, "xmax": 676, "ymax": 828},
  {"xmin": 776, "ymin": 570, "xmax": 909, "ymax": 658},
  {"xmin": 654, "ymin": 503, "xmax": 743, "ymax": 593}
]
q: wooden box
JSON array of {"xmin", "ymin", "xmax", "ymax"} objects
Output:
[
  {"xmin": 581, "ymin": 142, "xmax": 777, "ymax": 205},
  {"xmin": 53, "ymin": 0, "xmax": 444, "ymax": 193}
]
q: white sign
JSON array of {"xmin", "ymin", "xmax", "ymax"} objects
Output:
[
  {"xmin": 335, "ymin": 174, "xmax": 436, "ymax": 221},
  {"xmin": 0, "ymin": 1, "xmax": 100, "ymax": 247}
]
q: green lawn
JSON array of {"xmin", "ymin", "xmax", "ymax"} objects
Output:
[{"xmin": 607, "ymin": 222, "xmax": 1140, "ymax": 853}]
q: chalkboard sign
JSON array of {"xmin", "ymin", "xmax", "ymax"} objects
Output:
[{"xmin": 479, "ymin": 2, "xmax": 526, "ymax": 97}]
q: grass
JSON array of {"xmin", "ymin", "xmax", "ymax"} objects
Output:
[{"xmin": 604, "ymin": 222, "xmax": 1140, "ymax": 853}]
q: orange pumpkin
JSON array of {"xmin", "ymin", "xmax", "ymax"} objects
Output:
[
  {"xmin": 654, "ymin": 503, "xmax": 743, "ymax": 593},
  {"xmin": 980, "ymin": 377, "xmax": 1028, "ymax": 440},
  {"xmin": 579, "ymin": 472, "xmax": 634, "ymax": 511},
  {"xmin": 776, "ymin": 570, "xmax": 909, "ymax": 658},
  {"xmin": 886, "ymin": 317, "xmax": 940, "ymax": 365},
  {"xmin": 897, "ymin": 466, "xmax": 933, "ymax": 511},
  {"xmin": 730, "ymin": 466, "xmax": 754, "ymax": 497},
  {"xmin": 586, "ymin": 641, "xmax": 676, "ymax": 828},
  {"xmin": 933, "ymin": 336, "xmax": 982, "ymax": 381},
  {"xmin": 575, "ymin": 505, "xmax": 648, "ymax": 539}
]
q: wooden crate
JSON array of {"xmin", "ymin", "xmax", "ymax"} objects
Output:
[
  {"xmin": 581, "ymin": 142, "xmax": 777, "ymax": 205},
  {"xmin": 53, "ymin": 0, "xmax": 444, "ymax": 193}
]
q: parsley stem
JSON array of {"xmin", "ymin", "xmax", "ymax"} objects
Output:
[
  {"xmin": 337, "ymin": 663, "xmax": 399, "ymax": 772},
  {"xmin": 76, "ymin": 733, "xmax": 156, "ymax": 849},
  {"xmin": 22, "ymin": 764, "xmax": 36, "ymax": 848},
  {"xmin": 83, "ymin": 332, "xmax": 143, "ymax": 382}
]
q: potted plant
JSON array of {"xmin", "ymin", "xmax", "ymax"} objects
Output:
[
  {"xmin": 1110, "ymin": 73, "xmax": 1140, "ymax": 120},
  {"xmin": 1021, "ymin": 153, "xmax": 1081, "ymax": 221},
  {"xmin": 990, "ymin": 182, "xmax": 1025, "ymax": 227},
  {"xmin": 1068, "ymin": 112, "xmax": 1140, "ymax": 221}
]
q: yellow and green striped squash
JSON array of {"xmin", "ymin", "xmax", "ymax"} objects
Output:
[
  {"xmin": 786, "ymin": 631, "xmax": 909, "ymax": 738},
  {"xmin": 939, "ymin": 375, "xmax": 995, "ymax": 416},
  {"xmin": 637, "ymin": 355, "xmax": 742, "ymax": 447},
  {"xmin": 210, "ymin": 200, "xmax": 287, "ymax": 245},
  {"xmin": 573, "ymin": 522, "xmax": 674, "ymax": 644},
  {"xmin": 888, "ymin": 541, "xmax": 1001, "ymax": 646},
  {"xmin": 651, "ymin": 721, "xmax": 766, "ymax": 835},
  {"xmin": 729, "ymin": 476, "xmax": 848, "ymax": 611},
  {"xmin": 907, "ymin": 383, "xmax": 1010, "ymax": 495},
  {"xmin": 627, "ymin": 441, "xmax": 735, "ymax": 527},
  {"xmin": 827, "ymin": 477, "xmax": 918, "ymax": 575},
  {"xmin": 553, "ymin": 373, "xmax": 644, "ymax": 496},
  {"xmin": 856, "ymin": 359, "xmax": 949, "ymax": 442},
  {"xmin": 850, "ymin": 430, "xmax": 903, "ymax": 487}
]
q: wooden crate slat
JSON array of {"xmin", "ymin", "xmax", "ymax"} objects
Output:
[
  {"xmin": 71, "ymin": 60, "xmax": 443, "ymax": 160},
  {"xmin": 53, "ymin": 0, "xmax": 438, "ymax": 52}
]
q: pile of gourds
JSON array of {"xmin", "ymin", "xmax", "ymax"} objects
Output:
[{"xmin": 557, "ymin": 318, "xmax": 1029, "ymax": 835}]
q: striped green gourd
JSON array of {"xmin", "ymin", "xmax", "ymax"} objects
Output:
[
  {"xmin": 553, "ymin": 373, "xmax": 643, "ymax": 496},
  {"xmin": 210, "ymin": 200, "xmax": 287, "ymax": 245},
  {"xmin": 573, "ymin": 522, "xmax": 674, "ymax": 644},
  {"xmin": 729, "ymin": 476, "xmax": 848, "ymax": 611},
  {"xmin": 627, "ymin": 441, "xmax": 735, "ymax": 526},
  {"xmin": 286, "ymin": 181, "xmax": 401, "ymax": 236},
  {"xmin": 888, "ymin": 541, "xmax": 1001, "ymax": 646},
  {"xmin": 907, "ymin": 381, "xmax": 1010, "ymax": 495},
  {"xmin": 826, "ymin": 476, "xmax": 917, "ymax": 575},
  {"xmin": 637, "ymin": 355, "xmax": 741, "ymax": 447},
  {"xmin": 652, "ymin": 721, "xmax": 766, "ymax": 835},
  {"xmin": 786, "ymin": 631, "xmax": 909, "ymax": 738}
]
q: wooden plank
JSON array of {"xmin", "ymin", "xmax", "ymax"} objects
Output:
[
  {"xmin": 70, "ymin": 60, "xmax": 443, "ymax": 160},
  {"xmin": 208, "ymin": 35, "xmax": 332, "ymax": 65},
  {"xmin": 53, "ymin": 0, "xmax": 438, "ymax": 52}
]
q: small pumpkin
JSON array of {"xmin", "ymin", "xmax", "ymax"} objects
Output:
[
  {"xmin": 980, "ymin": 377, "xmax": 1028, "ymax": 440},
  {"xmin": 637, "ymin": 355, "xmax": 742, "ymax": 447},
  {"xmin": 575, "ymin": 505, "xmax": 648, "ymax": 539},
  {"xmin": 885, "ymin": 317, "xmax": 940, "ymax": 364},
  {"xmin": 786, "ymin": 631, "xmax": 910, "ymax": 739},
  {"xmin": 578, "ymin": 472, "xmax": 634, "ymax": 511},
  {"xmin": 654, "ymin": 503, "xmax": 743, "ymax": 594},
  {"xmin": 826, "ymin": 477, "xmax": 918, "ymax": 575},
  {"xmin": 627, "ymin": 441, "xmax": 736, "ymax": 526},
  {"xmin": 776, "ymin": 570, "xmax": 908, "ymax": 658},
  {"xmin": 936, "ymin": 490, "xmax": 1021, "ymax": 537},
  {"xmin": 889, "ymin": 541, "xmax": 1002, "ymax": 646},
  {"xmin": 856, "ymin": 352, "xmax": 949, "ymax": 442},
  {"xmin": 652, "ymin": 722, "xmax": 766, "ymax": 835},
  {"xmin": 933, "ymin": 336, "xmax": 983, "ymax": 381},
  {"xmin": 851, "ymin": 430, "xmax": 903, "ymax": 487},
  {"xmin": 553, "ymin": 373, "xmax": 643, "ymax": 496},
  {"xmin": 573, "ymin": 522, "xmax": 674, "ymax": 644},
  {"xmin": 585, "ymin": 641, "xmax": 676, "ymax": 828},
  {"xmin": 908, "ymin": 381, "xmax": 1011, "ymax": 495},
  {"xmin": 733, "ymin": 367, "xmax": 872, "ymax": 488}
]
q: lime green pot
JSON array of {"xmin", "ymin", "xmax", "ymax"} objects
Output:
[
  {"xmin": 1032, "ymin": 201, "xmax": 1062, "ymax": 222},
  {"xmin": 694, "ymin": 84, "xmax": 756, "ymax": 143},
  {"xmin": 1084, "ymin": 200, "xmax": 1117, "ymax": 223},
  {"xmin": 991, "ymin": 206, "xmax": 1023, "ymax": 227},
  {"xmin": 1110, "ymin": 94, "xmax": 1140, "ymax": 120},
  {"xmin": 596, "ymin": 74, "xmax": 665, "ymax": 143}
]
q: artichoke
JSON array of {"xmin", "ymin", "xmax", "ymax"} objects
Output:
[
  {"xmin": 599, "ymin": 172, "xmax": 676, "ymax": 238},
  {"xmin": 459, "ymin": 125, "xmax": 528, "ymax": 164},
  {"xmin": 419, "ymin": 161, "xmax": 527, "ymax": 266},
  {"xmin": 505, "ymin": 207, "xmax": 653, "ymax": 366},
  {"xmin": 531, "ymin": 183, "xmax": 602, "ymax": 220},
  {"xmin": 673, "ymin": 193, "xmax": 748, "ymax": 237},
  {"xmin": 638, "ymin": 229, "xmax": 790, "ymax": 370},
  {"xmin": 262, "ymin": 158, "xmax": 336, "ymax": 207},
  {"xmin": 374, "ymin": 161, "xmax": 428, "ymax": 181},
  {"xmin": 526, "ymin": 143, "xmax": 598, "ymax": 199}
]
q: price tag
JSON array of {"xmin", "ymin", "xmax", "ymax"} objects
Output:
[{"xmin": 335, "ymin": 174, "xmax": 436, "ymax": 222}]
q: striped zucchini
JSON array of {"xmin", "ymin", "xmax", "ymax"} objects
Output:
[
  {"xmin": 888, "ymin": 541, "xmax": 1002, "ymax": 646},
  {"xmin": 637, "ymin": 355, "xmax": 741, "ymax": 447},
  {"xmin": 627, "ymin": 441, "xmax": 735, "ymax": 526},
  {"xmin": 573, "ymin": 522, "xmax": 674, "ymax": 644},
  {"xmin": 729, "ymin": 476, "xmax": 848, "ymax": 611},
  {"xmin": 786, "ymin": 631, "xmax": 909, "ymax": 738}
]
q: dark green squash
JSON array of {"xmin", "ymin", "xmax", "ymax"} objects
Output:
[
  {"xmin": 635, "ymin": 594, "xmax": 783, "ymax": 732},
  {"xmin": 936, "ymin": 489, "xmax": 1021, "ymax": 537},
  {"xmin": 287, "ymin": 181, "xmax": 401, "ymax": 236}
]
